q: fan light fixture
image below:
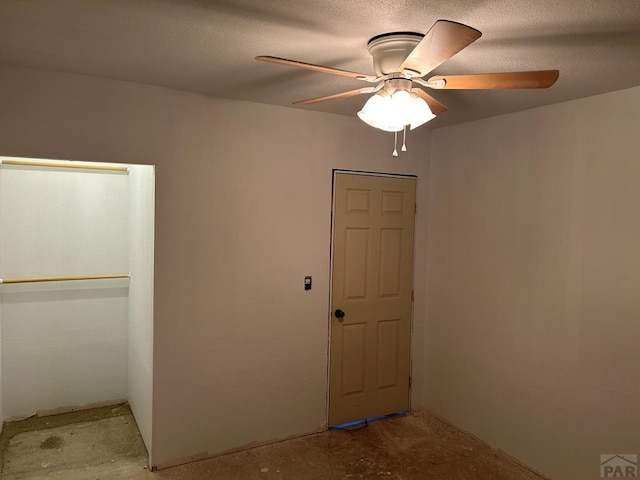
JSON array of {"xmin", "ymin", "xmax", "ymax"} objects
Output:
[
  {"xmin": 357, "ymin": 78, "xmax": 435, "ymax": 156},
  {"xmin": 357, "ymin": 90, "xmax": 434, "ymax": 132}
]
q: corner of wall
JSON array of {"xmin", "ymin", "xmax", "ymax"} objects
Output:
[
  {"xmin": 410, "ymin": 129, "xmax": 433, "ymax": 411},
  {"xmin": 127, "ymin": 164, "xmax": 155, "ymax": 459}
]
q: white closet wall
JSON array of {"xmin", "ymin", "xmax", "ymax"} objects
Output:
[
  {"xmin": 0, "ymin": 160, "xmax": 129, "ymax": 418},
  {"xmin": 127, "ymin": 164, "xmax": 155, "ymax": 455}
]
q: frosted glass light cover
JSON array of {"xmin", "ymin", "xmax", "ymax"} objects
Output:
[
  {"xmin": 408, "ymin": 97, "xmax": 435, "ymax": 130},
  {"xmin": 357, "ymin": 92, "xmax": 435, "ymax": 132},
  {"xmin": 357, "ymin": 94, "xmax": 404, "ymax": 132}
]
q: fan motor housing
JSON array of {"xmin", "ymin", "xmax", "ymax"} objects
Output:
[
  {"xmin": 382, "ymin": 78, "xmax": 413, "ymax": 96},
  {"xmin": 367, "ymin": 32, "xmax": 424, "ymax": 76}
]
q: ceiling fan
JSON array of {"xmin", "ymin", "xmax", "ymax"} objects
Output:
[{"xmin": 256, "ymin": 20, "xmax": 559, "ymax": 154}]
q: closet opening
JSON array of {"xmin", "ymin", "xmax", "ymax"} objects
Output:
[{"xmin": 0, "ymin": 156, "xmax": 155, "ymax": 466}]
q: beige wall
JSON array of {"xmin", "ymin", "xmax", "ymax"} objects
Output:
[
  {"xmin": 426, "ymin": 86, "xmax": 640, "ymax": 480},
  {"xmin": 0, "ymin": 66, "xmax": 431, "ymax": 467}
]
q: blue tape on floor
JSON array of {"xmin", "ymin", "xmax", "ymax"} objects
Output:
[{"xmin": 330, "ymin": 410, "xmax": 409, "ymax": 430}]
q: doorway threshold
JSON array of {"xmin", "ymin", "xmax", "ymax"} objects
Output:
[{"xmin": 330, "ymin": 410, "xmax": 409, "ymax": 431}]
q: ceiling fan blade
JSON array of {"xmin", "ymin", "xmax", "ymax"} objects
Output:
[
  {"xmin": 413, "ymin": 89, "xmax": 448, "ymax": 115},
  {"xmin": 428, "ymin": 70, "xmax": 560, "ymax": 89},
  {"xmin": 293, "ymin": 87, "xmax": 376, "ymax": 105},
  {"xmin": 399, "ymin": 20, "xmax": 482, "ymax": 77},
  {"xmin": 256, "ymin": 55, "xmax": 377, "ymax": 81}
]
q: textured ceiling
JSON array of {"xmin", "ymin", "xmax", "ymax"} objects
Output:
[{"xmin": 0, "ymin": 0, "xmax": 639, "ymax": 128}]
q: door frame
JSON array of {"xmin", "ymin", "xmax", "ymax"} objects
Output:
[{"xmin": 326, "ymin": 169, "xmax": 418, "ymax": 426}]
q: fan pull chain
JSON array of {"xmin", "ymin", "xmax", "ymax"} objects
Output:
[
  {"xmin": 401, "ymin": 126, "xmax": 407, "ymax": 152},
  {"xmin": 392, "ymin": 131, "xmax": 398, "ymax": 157}
]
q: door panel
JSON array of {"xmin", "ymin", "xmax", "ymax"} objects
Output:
[
  {"xmin": 381, "ymin": 191, "xmax": 405, "ymax": 214},
  {"xmin": 346, "ymin": 188, "xmax": 371, "ymax": 213},
  {"xmin": 344, "ymin": 228, "xmax": 370, "ymax": 300},
  {"xmin": 341, "ymin": 323, "xmax": 367, "ymax": 395},
  {"xmin": 377, "ymin": 319, "xmax": 400, "ymax": 389},
  {"xmin": 329, "ymin": 173, "xmax": 416, "ymax": 426},
  {"xmin": 379, "ymin": 228, "xmax": 403, "ymax": 297}
]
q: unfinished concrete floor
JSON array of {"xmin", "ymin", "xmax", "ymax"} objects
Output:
[
  {"xmin": 0, "ymin": 406, "xmax": 546, "ymax": 479},
  {"xmin": 0, "ymin": 404, "xmax": 148, "ymax": 479}
]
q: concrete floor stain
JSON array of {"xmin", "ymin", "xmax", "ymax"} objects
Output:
[{"xmin": 39, "ymin": 436, "xmax": 63, "ymax": 450}]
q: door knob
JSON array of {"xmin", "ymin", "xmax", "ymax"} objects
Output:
[{"xmin": 335, "ymin": 309, "xmax": 345, "ymax": 319}]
